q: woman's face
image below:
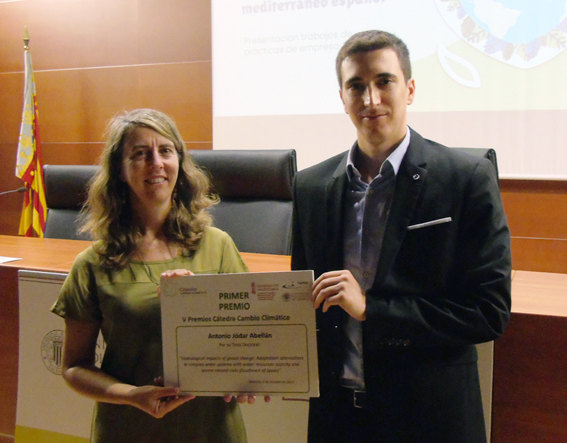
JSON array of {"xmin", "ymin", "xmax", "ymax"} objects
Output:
[{"xmin": 120, "ymin": 126, "xmax": 179, "ymax": 214}]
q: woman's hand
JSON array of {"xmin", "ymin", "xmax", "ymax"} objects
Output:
[
  {"xmin": 62, "ymin": 319, "xmax": 195, "ymax": 419},
  {"xmin": 223, "ymin": 394, "xmax": 271, "ymax": 404},
  {"xmin": 158, "ymin": 269, "xmax": 194, "ymax": 297},
  {"xmin": 126, "ymin": 385, "xmax": 195, "ymax": 419},
  {"xmin": 161, "ymin": 269, "xmax": 194, "ymax": 278}
]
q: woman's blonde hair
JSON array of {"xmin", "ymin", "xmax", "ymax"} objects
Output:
[{"xmin": 80, "ymin": 108, "xmax": 217, "ymax": 269}]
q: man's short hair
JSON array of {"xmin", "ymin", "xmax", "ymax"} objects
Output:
[{"xmin": 335, "ymin": 30, "xmax": 412, "ymax": 86}]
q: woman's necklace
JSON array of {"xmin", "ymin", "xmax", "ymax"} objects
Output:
[
  {"xmin": 141, "ymin": 261, "xmax": 160, "ymax": 286},
  {"xmin": 136, "ymin": 241, "xmax": 176, "ymax": 286}
]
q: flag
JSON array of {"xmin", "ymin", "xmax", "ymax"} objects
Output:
[{"xmin": 15, "ymin": 30, "xmax": 47, "ymax": 237}]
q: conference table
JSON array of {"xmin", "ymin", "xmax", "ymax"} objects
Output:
[{"xmin": 1, "ymin": 235, "xmax": 566, "ymax": 442}]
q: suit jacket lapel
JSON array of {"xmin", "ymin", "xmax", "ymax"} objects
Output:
[
  {"xmin": 323, "ymin": 152, "xmax": 349, "ymax": 272},
  {"xmin": 373, "ymin": 130, "xmax": 428, "ymax": 287}
]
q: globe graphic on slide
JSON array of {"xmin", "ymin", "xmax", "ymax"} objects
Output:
[
  {"xmin": 436, "ymin": 0, "xmax": 567, "ymax": 68},
  {"xmin": 460, "ymin": 0, "xmax": 567, "ymax": 44}
]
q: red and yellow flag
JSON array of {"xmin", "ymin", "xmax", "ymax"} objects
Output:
[{"xmin": 15, "ymin": 30, "xmax": 47, "ymax": 237}]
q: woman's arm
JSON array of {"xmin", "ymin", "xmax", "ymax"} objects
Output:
[{"xmin": 62, "ymin": 317, "xmax": 193, "ymax": 418}]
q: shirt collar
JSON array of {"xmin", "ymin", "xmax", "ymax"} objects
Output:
[{"xmin": 347, "ymin": 128, "xmax": 411, "ymax": 181}]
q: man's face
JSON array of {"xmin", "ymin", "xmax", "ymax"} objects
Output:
[{"xmin": 339, "ymin": 48, "xmax": 415, "ymax": 155}]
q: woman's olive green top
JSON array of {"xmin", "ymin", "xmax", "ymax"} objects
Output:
[{"xmin": 51, "ymin": 227, "xmax": 249, "ymax": 443}]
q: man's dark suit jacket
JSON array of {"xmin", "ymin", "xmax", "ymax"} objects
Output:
[{"xmin": 291, "ymin": 129, "xmax": 512, "ymax": 442}]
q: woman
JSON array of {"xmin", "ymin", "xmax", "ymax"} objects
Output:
[{"xmin": 51, "ymin": 108, "xmax": 254, "ymax": 442}]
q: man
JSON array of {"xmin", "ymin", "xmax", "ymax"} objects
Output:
[{"xmin": 292, "ymin": 30, "xmax": 511, "ymax": 442}]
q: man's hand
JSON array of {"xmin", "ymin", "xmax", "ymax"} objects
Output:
[{"xmin": 312, "ymin": 270, "xmax": 366, "ymax": 320}]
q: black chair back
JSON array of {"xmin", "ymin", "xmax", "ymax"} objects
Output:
[
  {"xmin": 190, "ymin": 149, "xmax": 297, "ymax": 255},
  {"xmin": 452, "ymin": 147, "xmax": 499, "ymax": 184},
  {"xmin": 43, "ymin": 164, "xmax": 98, "ymax": 240},
  {"xmin": 43, "ymin": 149, "xmax": 297, "ymax": 254}
]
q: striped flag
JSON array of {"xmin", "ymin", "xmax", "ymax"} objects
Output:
[{"xmin": 15, "ymin": 29, "xmax": 47, "ymax": 237}]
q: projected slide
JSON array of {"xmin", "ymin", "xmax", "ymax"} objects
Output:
[{"xmin": 213, "ymin": 0, "xmax": 567, "ymax": 178}]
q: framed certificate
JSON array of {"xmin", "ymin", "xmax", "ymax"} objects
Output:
[{"xmin": 160, "ymin": 270, "xmax": 319, "ymax": 397}]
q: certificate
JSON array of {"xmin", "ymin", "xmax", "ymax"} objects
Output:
[{"xmin": 160, "ymin": 270, "xmax": 319, "ymax": 397}]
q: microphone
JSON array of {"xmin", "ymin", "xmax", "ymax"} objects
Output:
[{"xmin": 0, "ymin": 187, "xmax": 26, "ymax": 196}]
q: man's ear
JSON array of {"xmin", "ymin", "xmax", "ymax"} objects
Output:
[
  {"xmin": 407, "ymin": 78, "xmax": 416, "ymax": 105},
  {"xmin": 339, "ymin": 89, "xmax": 348, "ymax": 114}
]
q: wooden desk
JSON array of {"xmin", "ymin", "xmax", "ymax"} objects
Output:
[
  {"xmin": 0, "ymin": 235, "xmax": 290, "ymax": 442},
  {"xmin": 0, "ymin": 235, "xmax": 290, "ymax": 274},
  {"xmin": 2, "ymin": 235, "xmax": 566, "ymax": 442},
  {"xmin": 508, "ymin": 270, "xmax": 567, "ymax": 317},
  {"xmin": 491, "ymin": 270, "xmax": 567, "ymax": 442}
]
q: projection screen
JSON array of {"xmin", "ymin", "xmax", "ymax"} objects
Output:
[{"xmin": 212, "ymin": 0, "xmax": 567, "ymax": 179}]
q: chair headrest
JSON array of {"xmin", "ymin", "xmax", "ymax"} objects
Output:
[
  {"xmin": 452, "ymin": 147, "xmax": 499, "ymax": 178},
  {"xmin": 189, "ymin": 149, "xmax": 296, "ymax": 200},
  {"xmin": 44, "ymin": 164, "xmax": 99, "ymax": 209}
]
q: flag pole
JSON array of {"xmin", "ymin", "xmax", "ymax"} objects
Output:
[
  {"xmin": 16, "ymin": 27, "xmax": 47, "ymax": 237},
  {"xmin": 23, "ymin": 25, "xmax": 30, "ymax": 50}
]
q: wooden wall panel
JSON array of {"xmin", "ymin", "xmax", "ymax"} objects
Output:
[
  {"xmin": 0, "ymin": 62, "xmax": 212, "ymax": 234},
  {"xmin": 38, "ymin": 68, "xmax": 141, "ymax": 142},
  {"xmin": 137, "ymin": 0, "xmax": 212, "ymax": 63},
  {"xmin": 139, "ymin": 63, "xmax": 212, "ymax": 140},
  {"xmin": 0, "ymin": 61, "xmax": 211, "ymax": 153},
  {"xmin": 42, "ymin": 143, "xmax": 105, "ymax": 166},
  {"xmin": 0, "ymin": 0, "xmax": 138, "ymax": 72},
  {"xmin": 0, "ymin": 140, "xmax": 29, "ymax": 236},
  {"xmin": 0, "ymin": 0, "xmax": 210, "ymax": 72},
  {"xmin": 501, "ymin": 180, "xmax": 567, "ymax": 239},
  {"xmin": 0, "ymin": 0, "xmax": 212, "ymax": 236},
  {"xmin": 509, "ymin": 238, "xmax": 567, "ymax": 274},
  {"xmin": 0, "ymin": 75, "xmax": 24, "ymax": 144},
  {"xmin": 501, "ymin": 180, "xmax": 567, "ymax": 273},
  {"xmin": 19, "ymin": 62, "xmax": 211, "ymax": 143}
]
